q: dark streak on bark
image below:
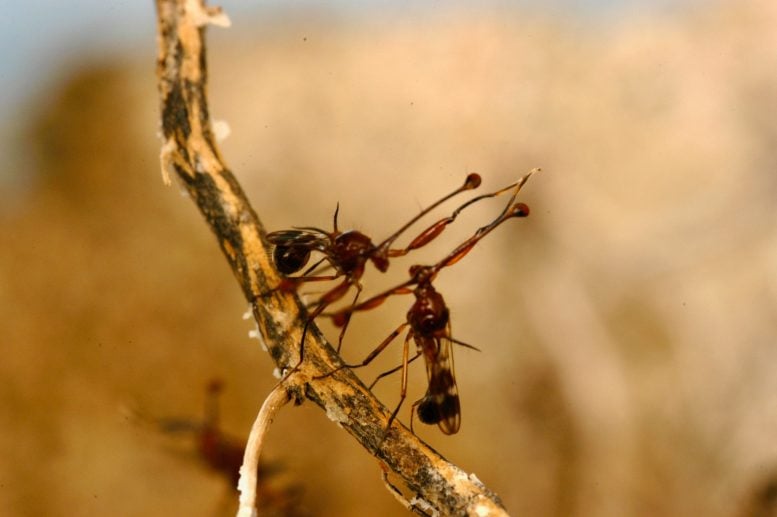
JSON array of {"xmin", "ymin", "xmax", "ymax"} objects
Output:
[
  {"xmin": 161, "ymin": 80, "xmax": 191, "ymax": 140},
  {"xmin": 180, "ymin": 169, "xmax": 260, "ymax": 301}
]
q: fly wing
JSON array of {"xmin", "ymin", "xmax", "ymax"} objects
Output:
[
  {"xmin": 267, "ymin": 230, "xmax": 334, "ymax": 275},
  {"xmin": 266, "ymin": 230, "xmax": 327, "ymax": 248},
  {"xmin": 416, "ymin": 323, "xmax": 461, "ymax": 434}
]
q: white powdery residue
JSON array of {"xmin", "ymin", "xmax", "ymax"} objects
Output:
[
  {"xmin": 473, "ymin": 503, "xmax": 491, "ymax": 517},
  {"xmin": 325, "ymin": 404, "xmax": 347, "ymax": 426},
  {"xmin": 409, "ymin": 497, "xmax": 438, "ymax": 517},
  {"xmin": 247, "ymin": 329, "xmax": 268, "ymax": 352},
  {"xmin": 453, "ymin": 469, "xmax": 470, "ymax": 485},
  {"xmin": 158, "ymin": 138, "xmax": 177, "ymax": 186},
  {"xmin": 468, "ymin": 472, "xmax": 485, "ymax": 488},
  {"xmin": 193, "ymin": 158, "xmax": 207, "ymax": 176},
  {"xmin": 236, "ymin": 466, "xmax": 258, "ymax": 517},
  {"xmin": 186, "ymin": 0, "xmax": 232, "ymax": 28},
  {"xmin": 221, "ymin": 199, "xmax": 238, "ymax": 220},
  {"xmin": 245, "ymin": 306, "xmax": 268, "ymax": 351},
  {"xmin": 212, "ymin": 119, "xmax": 231, "ymax": 142},
  {"xmin": 274, "ymin": 309, "xmax": 294, "ymax": 330},
  {"xmin": 272, "ymin": 368, "xmax": 282, "ymax": 379}
]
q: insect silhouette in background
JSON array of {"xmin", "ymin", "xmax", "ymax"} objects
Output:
[
  {"xmin": 327, "ymin": 170, "xmax": 536, "ymax": 435},
  {"xmin": 267, "ymin": 172, "xmax": 526, "ymax": 354},
  {"xmin": 129, "ymin": 379, "xmax": 304, "ymax": 515}
]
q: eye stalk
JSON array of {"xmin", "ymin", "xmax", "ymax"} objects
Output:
[{"xmin": 321, "ymin": 169, "xmax": 537, "ymax": 436}]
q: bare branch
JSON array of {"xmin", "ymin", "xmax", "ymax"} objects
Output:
[{"xmin": 154, "ymin": 1, "xmax": 509, "ymax": 514}]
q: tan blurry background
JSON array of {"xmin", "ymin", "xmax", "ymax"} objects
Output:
[{"xmin": 2, "ymin": 1, "xmax": 777, "ymax": 515}]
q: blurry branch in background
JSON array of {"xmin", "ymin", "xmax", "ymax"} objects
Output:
[{"xmin": 154, "ymin": 0, "xmax": 509, "ymax": 515}]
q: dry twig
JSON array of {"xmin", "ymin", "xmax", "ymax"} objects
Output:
[
  {"xmin": 237, "ymin": 377, "xmax": 294, "ymax": 517},
  {"xmin": 154, "ymin": 0, "xmax": 509, "ymax": 514}
]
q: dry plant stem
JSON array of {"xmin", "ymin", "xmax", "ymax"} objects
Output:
[
  {"xmin": 237, "ymin": 380, "xmax": 293, "ymax": 517},
  {"xmin": 154, "ymin": 1, "xmax": 508, "ymax": 514}
]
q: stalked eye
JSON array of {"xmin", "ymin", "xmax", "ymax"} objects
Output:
[
  {"xmin": 464, "ymin": 172, "xmax": 482, "ymax": 189},
  {"xmin": 273, "ymin": 245, "xmax": 311, "ymax": 275},
  {"xmin": 510, "ymin": 202, "xmax": 530, "ymax": 217}
]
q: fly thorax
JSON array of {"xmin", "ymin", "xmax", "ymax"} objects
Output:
[
  {"xmin": 332, "ymin": 230, "xmax": 374, "ymax": 273},
  {"xmin": 408, "ymin": 286, "xmax": 449, "ymax": 335}
]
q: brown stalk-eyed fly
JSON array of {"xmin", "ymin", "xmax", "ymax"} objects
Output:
[
  {"xmin": 266, "ymin": 172, "xmax": 525, "ymax": 355},
  {"xmin": 325, "ymin": 169, "xmax": 536, "ymax": 435},
  {"xmin": 266, "ymin": 173, "xmax": 480, "ymax": 351}
]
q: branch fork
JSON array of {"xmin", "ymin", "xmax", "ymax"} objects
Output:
[{"xmin": 154, "ymin": 1, "xmax": 509, "ymax": 514}]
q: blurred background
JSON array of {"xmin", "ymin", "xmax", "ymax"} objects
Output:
[{"xmin": 2, "ymin": 0, "xmax": 777, "ymax": 515}]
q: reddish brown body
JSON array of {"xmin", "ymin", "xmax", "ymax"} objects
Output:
[
  {"xmin": 267, "ymin": 174, "xmax": 482, "ymax": 353},
  {"xmin": 407, "ymin": 278, "xmax": 460, "ymax": 434},
  {"xmin": 266, "ymin": 173, "xmax": 482, "ymax": 315},
  {"xmin": 326, "ymin": 169, "xmax": 536, "ymax": 435}
]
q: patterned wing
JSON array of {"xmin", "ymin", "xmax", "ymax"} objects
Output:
[
  {"xmin": 266, "ymin": 230, "xmax": 329, "ymax": 275},
  {"xmin": 416, "ymin": 322, "xmax": 461, "ymax": 434}
]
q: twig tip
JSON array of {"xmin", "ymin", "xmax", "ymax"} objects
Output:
[{"xmin": 186, "ymin": 0, "xmax": 232, "ymax": 28}]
